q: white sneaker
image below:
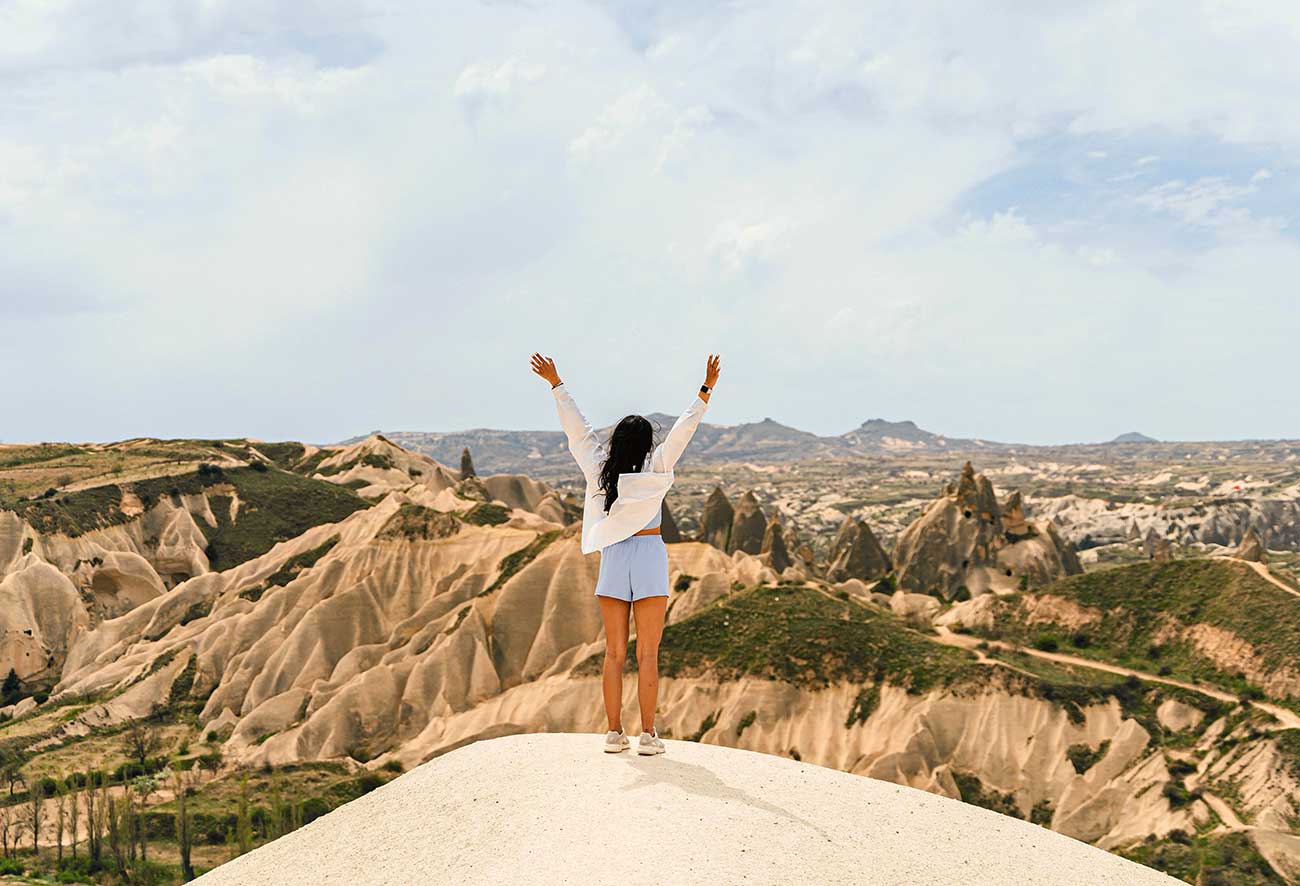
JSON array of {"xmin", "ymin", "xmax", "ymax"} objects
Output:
[
  {"xmin": 603, "ymin": 729, "xmax": 630, "ymax": 753},
  {"xmin": 637, "ymin": 727, "xmax": 665, "ymax": 756}
]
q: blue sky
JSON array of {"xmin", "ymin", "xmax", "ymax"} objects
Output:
[{"xmin": 1, "ymin": 1, "xmax": 1298, "ymax": 445}]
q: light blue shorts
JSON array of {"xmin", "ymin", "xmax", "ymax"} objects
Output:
[{"xmin": 595, "ymin": 534, "xmax": 669, "ymax": 602}]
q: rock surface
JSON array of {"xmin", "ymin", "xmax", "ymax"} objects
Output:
[
  {"xmin": 193, "ymin": 733, "xmax": 1177, "ymax": 886},
  {"xmin": 699, "ymin": 486, "xmax": 733, "ymax": 551},
  {"xmin": 728, "ymin": 491, "xmax": 766, "ymax": 555},
  {"xmin": 660, "ymin": 500, "xmax": 681, "ymax": 544},
  {"xmin": 759, "ymin": 516, "xmax": 791, "ymax": 573},
  {"xmin": 1235, "ymin": 526, "xmax": 1266, "ymax": 562},
  {"xmin": 826, "ymin": 516, "xmax": 890, "ymax": 583},
  {"xmin": 892, "ymin": 463, "xmax": 1081, "ymax": 599}
]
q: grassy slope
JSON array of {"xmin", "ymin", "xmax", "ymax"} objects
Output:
[
  {"xmin": 199, "ymin": 467, "xmax": 367, "ymax": 569},
  {"xmin": 5, "ymin": 462, "xmax": 367, "ymax": 569},
  {"xmin": 575, "ymin": 584, "xmax": 983, "ymax": 690},
  {"xmin": 1121, "ymin": 832, "xmax": 1286, "ymax": 885},
  {"xmin": 576, "ymin": 584, "xmax": 1236, "ymax": 735},
  {"xmin": 975, "ymin": 559, "xmax": 1300, "ymax": 705}
]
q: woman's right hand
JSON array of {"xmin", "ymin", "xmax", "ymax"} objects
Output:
[
  {"xmin": 704, "ymin": 353, "xmax": 721, "ymax": 388},
  {"xmin": 530, "ymin": 353, "xmax": 562, "ymax": 387}
]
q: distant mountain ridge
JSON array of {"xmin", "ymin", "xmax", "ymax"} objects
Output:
[
  {"xmin": 344, "ymin": 414, "xmax": 1008, "ymax": 476},
  {"xmin": 1111, "ymin": 431, "xmax": 1159, "ymax": 444}
]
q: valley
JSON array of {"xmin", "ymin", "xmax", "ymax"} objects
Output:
[{"xmin": 1, "ymin": 429, "xmax": 1299, "ymax": 884}]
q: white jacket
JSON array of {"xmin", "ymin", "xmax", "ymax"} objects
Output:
[{"xmin": 551, "ymin": 382, "xmax": 708, "ymax": 554}]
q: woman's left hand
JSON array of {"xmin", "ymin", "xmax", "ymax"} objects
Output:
[{"xmin": 704, "ymin": 354, "xmax": 721, "ymax": 388}]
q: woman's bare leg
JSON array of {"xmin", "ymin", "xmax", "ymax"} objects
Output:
[
  {"xmin": 632, "ymin": 595, "xmax": 668, "ymax": 733},
  {"xmin": 597, "ymin": 596, "xmax": 631, "ymax": 732}
]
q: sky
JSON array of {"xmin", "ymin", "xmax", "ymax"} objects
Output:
[{"xmin": 2, "ymin": 1, "xmax": 1299, "ymax": 446}]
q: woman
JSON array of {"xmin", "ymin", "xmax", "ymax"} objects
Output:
[{"xmin": 530, "ymin": 352, "xmax": 721, "ymax": 755}]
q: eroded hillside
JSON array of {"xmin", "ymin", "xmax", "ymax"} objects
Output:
[{"xmin": 0, "ymin": 440, "xmax": 1297, "ymax": 884}]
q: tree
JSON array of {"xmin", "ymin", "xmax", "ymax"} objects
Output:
[
  {"xmin": 68, "ymin": 781, "xmax": 80, "ymax": 860},
  {"xmin": 81, "ymin": 782, "xmax": 96, "ymax": 865},
  {"xmin": 8, "ymin": 813, "xmax": 26, "ymax": 861},
  {"xmin": 26, "ymin": 770, "xmax": 44, "ymax": 854},
  {"xmin": 0, "ymin": 803, "xmax": 12, "ymax": 858},
  {"xmin": 198, "ymin": 751, "xmax": 221, "ymax": 780},
  {"xmin": 235, "ymin": 774, "xmax": 252, "ymax": 855},
  {"xmin": 130, "ymin": 774, "xmax": 158, "ymax": 863},
  {"xmin": 54, "ymin": 780, "xmax": 69, "ymax": 864},
  {"xmin": 123, "ymin": 719, "xmax": 162, "ymax": 769},
  {"xmin": 106, "ymin": 793, "xmax": 127, "ymax": 878},
  {"xmin": 173, "ymin": 771, "xmax": 196, "ymax": 881},
  {"xmin": 0, "ymin": 751, "xmax": 25, "ymax": 799}
]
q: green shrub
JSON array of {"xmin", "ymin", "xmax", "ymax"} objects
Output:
[
  {"xmin": 301, "ymin": 797, "xmax": 332, "ymax": 824},
  {"xmin": 197, "ymin": 463, "xmax": 225, "ymax": 483},
  {"xmin": 687, "ymin": 710, "xmax": 719, "ymax": 742},
  {"xmin": 953, "ymin": 771, "xmax": 1022, "ymax": 819},
  {"xmin": 462, "ymin": 502, "xmax": 510, "ymax": 526},
  {"xmin": 358, "ymin": 453, "xmax": 395, "ymax": 470},
  {"xmin": 735, "ymin": 710, "xmax": 757, "ymax": 737},
  {"xmin": 1066, "ymin": 741, "xmax": 1109, "ymax": 773},
  {"xmin": 0, "ymin": 858, "xmax": 25, "ymax": 876},
  {"xmin": 844, "ymin": 686, "xmax": 880, "ymax": 728},
  {"xmin": 1034, "ymin": 635, "xmax": 1060, "ymax": 653},
  {"xmin": 1030, "ymin": 800, "xmax": 1053, "ymax": 826},
  {"xmin": 1162, "ymin": 781, "xmax": 1192, "ymax": 808},
  {"xmin": 674, "ymin": 574, "xmax": 696, "ymax": 592}
]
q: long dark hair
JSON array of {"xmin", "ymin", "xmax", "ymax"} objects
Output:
[{"xmin": 598, "ymin": 415, "xmax": 655, "ymax": 512}]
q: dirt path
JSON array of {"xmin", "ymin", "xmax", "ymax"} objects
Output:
[
  {"xmin": 1226, "ymin": 556, "xmax": 1300, "ymax": 600},
  {"xmin": 930, "ymin": 626, "xmax": 1300, "ymax": 731}
]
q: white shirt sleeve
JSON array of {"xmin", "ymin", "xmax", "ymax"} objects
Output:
[
  {"xmin": 649, "ymin": 394, "xmax": 708, "ymax": 472},
  {"xmin": 551, "ymin": 383, "xmax": 604, "ymax": 479}
]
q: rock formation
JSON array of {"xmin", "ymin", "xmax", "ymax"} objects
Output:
[
  {"xmin": 0, "ymin": 555, "xmax": 88, "ymax": 687},
  {"xmin": 700, "ymin": 487, "xmax": 733, "ymax": 551},
  {"xmin": 760, "ymin": 515, "xmax": 791, "ymax": 573},
  {"xmin": 7, "ymin": 437, "xmax": 1299, "ymax": 883},
  {"xmin": 1235, "ymin": 526, "xmax": 1266, "ymax": 562},
  {"xmin": 460, "ymin": 447, "xmax": 476, "ymax": 480},
  {"xmin": 893, "ymin": 463, "xmax": 1081, "ymax": 599},
  {"xmin": 728, "ymin": 491, "xmax": 766, "ymax": 555},
  {"xmin": 826, "ymin": 517, "xmax": 890, "ymax": 583},
  {"xmin": 1143, "ymin": 527, "xmax": 1175, "ymax": 562},
  {"xmin": 660, "ymin": 500, "xmax": 681, "ymax": 544},
  {"xmin": 197, "ymin": 734, "xmax": 1178, "ymax": 886}
]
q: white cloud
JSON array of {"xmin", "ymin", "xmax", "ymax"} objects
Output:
[
  {"xmin": 2, "ymin": 0, "xmax": 1300, "ymax": 443},
  {"xmin": 1132, "ymin": 176, "xmax": 1272, "ymax": 232},
  {"xmin": 454, "ymin": 58, "xmax": 547, "ymax": 118}
]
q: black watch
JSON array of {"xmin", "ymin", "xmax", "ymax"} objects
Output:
[{"xmin": 700, "ymin": 384, "xmax": 711, "ymax": 394}]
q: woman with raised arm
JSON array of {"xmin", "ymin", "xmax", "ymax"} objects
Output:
[{"xmin": 530, "ymin": 352, "xmax": 721, "ymax": 756}]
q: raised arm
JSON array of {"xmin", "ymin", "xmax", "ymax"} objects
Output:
[
  {"xmin": 531, "ymin": 353, "xmax": 604, "ymax": 478},
  {"xmin": 650, "ymin": 354, "xmax": 721, "ymax": 472}
]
